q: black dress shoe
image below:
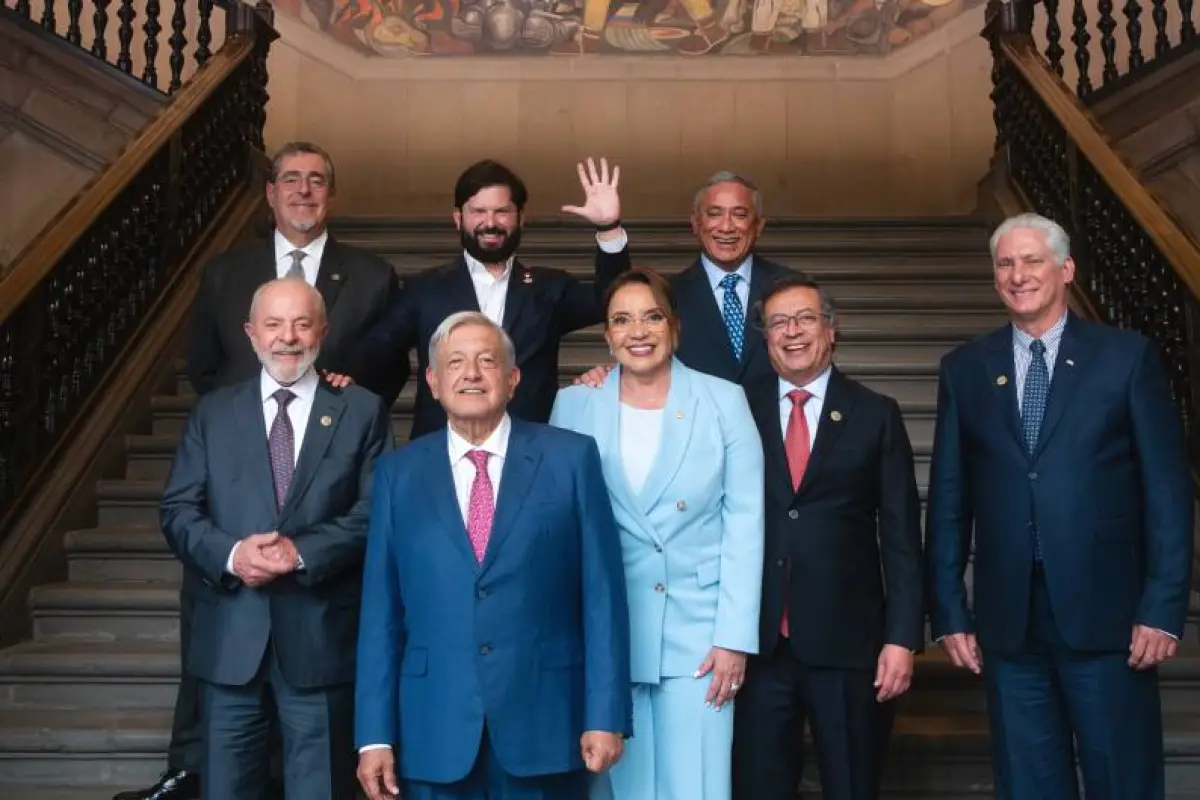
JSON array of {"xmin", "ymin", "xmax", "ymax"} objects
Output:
[{"xmin": 112, "ymin": 770, "xmax": 200, "ymax": 800}]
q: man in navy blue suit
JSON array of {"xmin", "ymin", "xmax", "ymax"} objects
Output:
[
  {"xmin": 354, "ymin": 311, "xmax": 632, "ymax": 800},
  {"xmin": 925, "ymin": 212, "xmax": 1194, "ymax": 799}
]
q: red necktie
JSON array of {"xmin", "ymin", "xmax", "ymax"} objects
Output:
[
  {"xmin": 466, "ymin": 450, "xmax": 494, "ymax": 562},
  {"xmin": 780, "ymin": 389, "xmax": 812, "ymax": 638}
]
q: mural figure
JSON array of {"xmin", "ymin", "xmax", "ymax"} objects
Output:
[{"xmin": 273, "ymin": 0, "xmax": 981, "ymax": 56}]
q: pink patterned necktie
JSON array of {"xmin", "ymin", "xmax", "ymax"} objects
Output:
[{"xmin": 465, "ymin": 450, "xmax": 494, "ymax": 562}]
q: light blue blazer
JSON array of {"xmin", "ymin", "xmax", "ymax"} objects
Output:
[{"xmin": 551, "ymin": 358, "xmax": 765, "ymax": 684}]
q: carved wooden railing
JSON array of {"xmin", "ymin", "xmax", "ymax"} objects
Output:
[
  {"xmin": 1027, "ymin": 0, "xmax": 1198, "ymax": 100},
  {"xmin": 1, "ymin": 0, "xmax": 226, "ymax": 93},
  {"xmin": 0, "ymin": 1, "xmax": 276, "ymax": 539},
  {"xmin": 986, "ymin": 0, "xmax": 1200, "ymax": 462}
]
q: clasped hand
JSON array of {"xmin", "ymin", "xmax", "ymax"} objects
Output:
[{"xmin": 232, "ymin": 531, "xmax": 300, "ymax": 587}]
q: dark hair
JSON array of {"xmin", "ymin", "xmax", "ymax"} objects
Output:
[
  {"xmin": 454, "ymin": 160, "xmax": 528, "ymax": 211},
  {"xmin": 603, "ymin": 268, "xmax": 681, "ymax": 348},
  {"xmin": 269, "ymin": 141, "xmax": 336, "ymax": 192},
  {"xmin": 753, "ymin": 272, "xmax": 837, "ymax": 327}
]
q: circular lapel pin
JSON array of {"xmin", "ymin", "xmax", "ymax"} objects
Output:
[
  {"xmin": 996, "ymin": 375, "xmax": 1008, "ymax": 386},
  {"xmin": 320, "ymin": 415, "xmax": 332, "ymax": 427}
]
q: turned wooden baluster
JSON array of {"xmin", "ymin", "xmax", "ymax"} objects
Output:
[
  {"xmin": 91, "ymin": 0, "xmax": 111, "ymax": 60},
  {"xmin": 196, "ymin": 0, "xmax": 215, "ymax": 66},
  {"xmin": 117, "ymin": 0, "xmax": 136, "ymax": 74},
  {"xmin": 1044, "ymin": 0, "xmax": 1066, "ymax": 75},
  {"xmin": 1151, "ymin": 0, "xmax": 1170, "ymax": 55},
  {"xmin": 1124, "ymin": 0, "xmax": 1144, "ymax": 70},
  {"xmin": 143, "ymin": 0, "xmax": 161, "ymax": 88},
  {"xmin": 1097, "ymin": 0, "xmax": 1118, "ymax": 84},
  {"xmin": 40, "ymin": 0, "xmax": 55, "ymax": 32},
  {"xmin": 1183, "ymin": 0, "xmax": 1196, "ymax": 40},
  {"xmin": 64, "ymin": 0, "xmax": 83, "ymax": 44},
  {"xmin": 1072, "ymin": 0, "xmax": 1093, "ymax": 95},
  {"xmin": 168, "ymin": 0, "xmax": 188, "ymax": 93},
  {"xmin": 13, "ymin": 0, "xmax": 31, "ymax": 20}
]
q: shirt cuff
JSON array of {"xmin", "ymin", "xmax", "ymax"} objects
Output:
[
  {"xmin": 596, "ymin": 229, "xmax": 628, "ymax": 253},
  {"xmin": 359, "ymin": 744, "xmax": 392, "ymax": 752},
  {"xmin": 1154, "ymin": 628, "xmax": 1179, "ymax": 640},
  {"xmin": 295, "ymin": 553, "xmax": 306, "ymax": 571},
  {"xmin": 225, "ymin": 542, "xmax": 240, "ymax": 575}
]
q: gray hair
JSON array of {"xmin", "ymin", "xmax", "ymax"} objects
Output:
[
  {"xmin": 988, "ymin": 213, "xmax": 1071, "ymax": 265},
  {"xmin": 692, "ymin": 170, "xmax": 763, "ymax": 217},
  {"xmin": 248, "ymin": 276, "xmax": 327, "ymax": 323},
  {"xmin": 269, "ymin": 141, "xmax": 337, "ymax": 193},
  {"xmin": 428, "ymin": 311, "xmax": 517, "ymax": 370}
]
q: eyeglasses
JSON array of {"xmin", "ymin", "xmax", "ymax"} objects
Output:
[
  {"xmin": 758, "ymin": 312, "xmax": 830, "ymax": 335},
  {"xmin": 276, "ymin": 172, "xmax": 329, "ymax": 191},
  {"xmin": 608, "ymin": 312, "xmax": 670, "ymax": 331}
]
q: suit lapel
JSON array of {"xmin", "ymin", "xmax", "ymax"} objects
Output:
[
  {"xmin": 679, "ymin": 263, "xmax": 739, "ymax": 376},
  {"xmin": 1034, "ymin": 316, "xmax": 1089, "ymax": 459},
  {"xmin": 746, "ymin": 376, "xmax": 792, "ymax": 498},
  {"xmin": 279, "ymin": 384, "xmax": 344, "ymax": 522},
  {"xmin": 233, "ymin": 379, "xmax": 280, "ymax": 523},
  {"xmin": 592, "ymin": 370, "xmax": 641, "ymax": 517},
  {"xmin": 636, "ymin": 360, "xmax": 698, "ymax": 515},
  {"xmin": 982, "ymin": 326, "xmax": 1024, "ymax": 453},
  {"xmin": 501, "ymin": 259, "xmax": 533, "ymax": 333},
  {"xmin": 447, "ymin": 256, "xmax": 483, "ymax": 313},
  {"xmin": 421, "ymin": 434, "xmax": 478, "ymax": 566},
  {"xmin": 796, "ymin": 368, "xmax": 855, "ymax": 497},
  {"xmin": 483, "ymin": 420, "xmax": 542, "ymax": 572},
  {"xmin": 314, "ymin": 237, "xmax": 346, "ymax": 312},
  {"xmin": 737, "ymin": 257, "xmax": 769, "ymax": 380}
]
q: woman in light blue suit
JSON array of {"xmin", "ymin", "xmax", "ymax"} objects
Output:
[{"xmin": 551, "ymin": 268, "xmax": 765, "ymax": 800}]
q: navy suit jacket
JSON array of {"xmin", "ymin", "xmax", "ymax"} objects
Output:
[
  {"xmin": 925, "ymin": 314, "xmax": 1194, "ymax": 654},
  {"xmin": 160, "ymin": 377, "xmax": 392, "ymax": 688},
  {"xmin": 354, "ymin": 419, "xmax": 632, "ymax": 783},
  {"xmin": 671, "ymin": 255, "xmax": 799, "ymax": 386},
  {"xmin": 349, "ymin": 246, "xmax": 629, "ymax": 436}
]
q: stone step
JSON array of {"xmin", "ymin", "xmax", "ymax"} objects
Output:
[
  {"xmin": 64, "ymin": 526, "xmax": 179, "ymax": 583},
  {"xmin": 28, "ymin": 582, "xmax": 179, "ymax": 642},
  {"xmin": 0, "ymin": 641, "xmax": 178, "ymax": 711},
  {"xmin": 0, "ymin": 708, "xmax": 169, "ymax": 787}
]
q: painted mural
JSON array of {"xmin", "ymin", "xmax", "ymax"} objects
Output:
[{"xmin": 274, "ymin": 0, "xmax": 982, "ymax": 56}]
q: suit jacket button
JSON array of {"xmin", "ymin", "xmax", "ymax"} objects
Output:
[
  {"xmin": 777, "ymin": 559, "xmax": 785, "ymax": 568},
  {"xmin": 654, "ymin": 583, "xmax": 665, "ymax": 593},
  {"xmin": 477, "ymin": 588, "xmax": 487, "ymax": 599},
  {"xmin": 654, "ymin": 544, "xmax": 663, "ymax": 553},
  {"xmin": 788, "ymin": 509, "xmax": 799, "ymax": 520},
  {"xmin": 1028, "ymin": 471, "xmax": 1038, "ymax": 480},
  {"xmin": 676, "ymin": 500, "xmax": 686, "ymax": 511},
  {"xmin": 479, "ymin": 644, "xmax": 491, "ymax": 655}
]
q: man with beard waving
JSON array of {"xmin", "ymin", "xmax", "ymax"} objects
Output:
[{"xmin": 347, "ymin": 157, "xmax": 630, "ymax": 438}]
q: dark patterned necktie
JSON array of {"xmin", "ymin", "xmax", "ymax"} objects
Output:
[
  {"xmin": 719, "ymin": 273, "xmax": 745, "ymax": 361},
  {"xmin": 1022, "ymin": 339, "xmax": 1049, "ymax": 560},
  {"xmin": 268, "ymin": 388, "xmax": 296, "ymax": 510}
]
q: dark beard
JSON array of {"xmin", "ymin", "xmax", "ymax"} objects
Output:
[{"xmin": 462, "ymin": 226, "xmax": 522, "ymax": 264}]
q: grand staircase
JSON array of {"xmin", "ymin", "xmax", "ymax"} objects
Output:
[{"xmin": 1, "ymin": 218, "xmax": 1199, "ymax": 798}]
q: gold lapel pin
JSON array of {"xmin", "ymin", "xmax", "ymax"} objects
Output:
[
  {"xmin": 675, "ymin": 411, "xmax": 685, "ymax": 420},
  {"xmin": 996, "ymin": 375, "xmax": 1008, "ymax": 386},
  {"xmin": 330, "ymin": 274, "xmax": 341, "ymax": 281},
  {"xmin": 830, "ymin": 410, "xmax": 842, "ymax": 422},
  {"xmin": 522, "ymin": 272, "xmax": 533, "ymax": 284},
  {"xmin": 320, "ymin": 415, "xmax": 332, "ymax": 427}
]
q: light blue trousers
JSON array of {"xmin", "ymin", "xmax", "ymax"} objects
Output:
[{"xmin": 590, "ymin": 676, "xmax": 733, "ymax": 800}]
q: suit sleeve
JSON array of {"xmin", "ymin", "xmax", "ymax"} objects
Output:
[
  {"xmin": 355, "ymin": 457, "xmax": 404, "ymax": 750},
  {"xmin": 556, "ymin": 239, "xmax": 631, "ymax": 334},
  {"xmin": 348, "ymin": 283, "xmax": 417, "ymax": 408},
  {"xmin": 185, "ymin": 261, "xmax": 224, "ymax": 397},
  {"xmin": 577, "ymin": 438, "xmax": 633, "ymax": 737},
  {"xmin": 1129, "ymin": 339, "xmax": 1194, "ymax": 637},
  {"xmin": 160, "ymin": 402, "xmax": 242, "ymax": 586},
  {"xmin": 924, "ymin": 357, "xmax": 975, "ymax": 639},
  {"xmin": 877, "ymin": 396, "xmax": 926, "ymax": 652},
  {"xmin": 548, "ymin": 387, "xmax": 582, "ymax": 432},
  {"xmin": 712, "ymin": 388, "xmax": 765, "ymax": 655},
  {"xmin": 291, "ymin": 396, "xmax": 394, "ymax": 587}
]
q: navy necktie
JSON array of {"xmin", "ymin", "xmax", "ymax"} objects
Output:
[
  {"xmin": 1022, "ymin": 339, "xmax": 1049, "ymax": 560},
  {"xmin": 719, "ymin": 273, "xmax": 745, "ymax": 361},
  {"xmin": 268, "ymin": 388, "xmax": 296, "ymax": 510}
]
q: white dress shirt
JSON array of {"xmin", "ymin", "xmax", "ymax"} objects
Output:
[
  {"xmin": 701, "ymin": 254, "xmax": 753, "ymax": 311},
  {"xmin": 777, "ymin": 366, "xmax": 832, "ymax": 446},
  {"xmin": 462, "ymin": 230, "xmax": 629, "ymax": 326},
  {"xmin": 619, "ymin": 403, "xmax": 664, "ymax": 495},
  {"xmin": 224, "ymin": 368, "xmax": 319, "ymax": 574},
  {"xmin": 274, "ymin": 229, "xmax": 327, "ymax": 286},
  {"xmin": 360, "ymin": 413, "xmax": 513, "ymax": 753}
]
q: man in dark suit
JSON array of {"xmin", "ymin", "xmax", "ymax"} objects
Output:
[
  {"xmin": 116, "ymin": 142, "xmax": 400, "ymax": 800},
  {"xmin": 733, "ymin": 274, "xmax": 924, "ymax": 800},
  {"xmin": 161, "ymin": 277, "xmax": 392, "ymax": 800},
  {"xmin": 354, "ymin": 311, "xmax": 631, "ymax": 800},
  {"xmin": 346, "ymin": 157, "xmax": 629, "ymax": 437},
  {"xmin": 186, "ymin": 140, "xmax": 403, "ymax": 396},
  {"xmin": 925, "ymin": 213, "xmax": 1193, "ymax": 799}
]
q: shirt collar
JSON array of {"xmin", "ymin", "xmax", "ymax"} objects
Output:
[
  {"xmin": 448, "ymin": 413, "xmax": 512, "ymax": 465},
  {"xmin": 260, "ymin": 366, "xmax": 319, "ymax": 405},
  {"xmin": 778, "ymin": 365, "xmax": 832, "ymax": 403},
  {"xmin": 274, "ymin": 229, "xmax": 328, "ymax": 263},
  {"xmin": 464, "ymin": 250, "xmax": 514, "ymax": 281},
  {"xmin": 701, "ymin": 254, "xmax": 753, "ymax": 293},
  {"xmin": 1012, "ymin": 310, "xmax": 1068, "ymax": 351}
]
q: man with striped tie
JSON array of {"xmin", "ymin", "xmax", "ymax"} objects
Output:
[{"xmin": 925, "ymin": 213, "xmax": 1193, "ymax": 799}]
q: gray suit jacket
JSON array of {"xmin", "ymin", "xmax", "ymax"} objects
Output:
[{"xmin": 161, "ymin": 375, "xmax": 392, "ymax": 690}]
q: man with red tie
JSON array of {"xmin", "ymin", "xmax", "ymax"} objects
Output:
[{"xmin": 732, "ymin": 274, "xmax": 924, "ymax": 800}]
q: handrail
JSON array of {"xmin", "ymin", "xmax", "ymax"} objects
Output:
[
  {"xmin": 998, "ymin": 34, "xmax": 1200, "ymax": 301},
  {"xmin": 0, "ymin": 34, "xmax": 254, "ymax": 325}
]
